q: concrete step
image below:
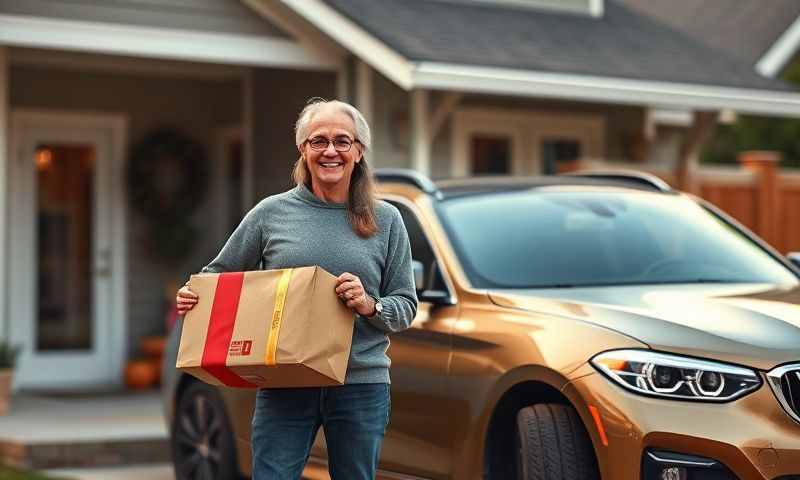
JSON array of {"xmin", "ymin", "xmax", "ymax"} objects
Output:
[
  {"xmin": 1, "ymin": 436, "xmax": 171, "ymax": 470},
  {"xmin": 0, "ymin": 390, "xmax": 170, "ymax": 470},
  {"xmin": 43, "ymin": 462, "xmax": 175, "ymax": 480}
]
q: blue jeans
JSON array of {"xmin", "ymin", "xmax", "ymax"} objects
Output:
[{"xmin": 251, "ymin": 383, "xmax": 391, "ymax": 480}]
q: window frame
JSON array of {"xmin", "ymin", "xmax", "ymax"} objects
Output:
[{"xmin": 382, "ymin": 194, "xmax": 458, "ymax": 305}]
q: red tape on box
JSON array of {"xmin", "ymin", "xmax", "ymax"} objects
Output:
[{"xmin": 201, "ymin": 272, "xmax": 257, "ymax": 388}]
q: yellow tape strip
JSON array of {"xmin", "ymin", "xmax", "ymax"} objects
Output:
[{"xmin": 266, "ymin": 268, "xmax": 293, "ymax": 366}]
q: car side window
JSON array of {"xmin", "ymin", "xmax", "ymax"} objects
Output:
[{"xmin": 388, "ymin": 201, "xmax": 447, "ymax": 293}]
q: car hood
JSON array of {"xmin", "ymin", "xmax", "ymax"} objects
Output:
[{"xmin": 488, "ymin": 283, "xmax": 800, "ymax": 371}]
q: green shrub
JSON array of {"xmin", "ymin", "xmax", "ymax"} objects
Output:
[{"xmin": 0, "ymin": 340, "xmax": 21, "ymax": 369}]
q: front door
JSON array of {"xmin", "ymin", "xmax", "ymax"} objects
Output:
[{"xmin": 8, "ymin": 111, "xmax": 126, "ymax": 390}]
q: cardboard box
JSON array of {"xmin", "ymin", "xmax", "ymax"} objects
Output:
[{"xmin": 176, "ymin": 266, "xmax": 354, "ymax": 388}]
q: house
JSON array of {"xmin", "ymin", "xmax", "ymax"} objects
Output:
[{"xmin": 1, "ymin": 0, "xmax": 799, "ymax": 391}]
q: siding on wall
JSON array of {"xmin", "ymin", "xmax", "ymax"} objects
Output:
[
  {"xmin": 0, "ymin": 0, "xmax": 288, "ymax": 37},
  {"xmin": 9, "ymin": 64, "xmax": 242, "ymax": 356}
]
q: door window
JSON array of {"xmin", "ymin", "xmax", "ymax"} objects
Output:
[{"xmin": 36, "ymin": 144, "xmax": 95, "ymax": 351}]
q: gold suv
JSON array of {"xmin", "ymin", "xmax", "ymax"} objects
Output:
[{"xmin": 163, "ymin": 169, "xmax": 800, "ymax": 480}]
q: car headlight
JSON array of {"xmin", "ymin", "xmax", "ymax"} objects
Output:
[{"xmin": 591, "ymin": 349, "xmax": 761, "ymax": 401}]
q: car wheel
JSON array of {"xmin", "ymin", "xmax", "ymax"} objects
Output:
[
  {"xmin": 172, "ymin": 381, "xmax": 240, "ymax": 480},
  {"xmin": 516, "ymin": 404, "xmax": 599, "ymax": 480}
]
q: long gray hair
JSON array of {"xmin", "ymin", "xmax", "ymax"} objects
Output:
[{"xmin": 293, "ymin": 98, "xmax": 378, "ymax": 238}]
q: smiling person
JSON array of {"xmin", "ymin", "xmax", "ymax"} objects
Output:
[{"xmin": 175, "ymin": 97, "xmax": 418, "ymax": 480}]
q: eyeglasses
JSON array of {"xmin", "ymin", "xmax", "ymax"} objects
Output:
[{"xmin": 306, "ymin": 136, "xmax": 360, "ymax": 153}]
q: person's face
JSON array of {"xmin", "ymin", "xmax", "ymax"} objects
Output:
[{"xmin": 299, "ymin": 106, "xmax": 362, "ymax": 191}]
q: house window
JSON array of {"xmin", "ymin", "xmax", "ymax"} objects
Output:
[
  {"xmin": 471, "ymin": 136, "xmax": 511, "ymax": 174},
  {"xmin": 541, "ymin": 138, "xmax": 581, "ymax": 174}
]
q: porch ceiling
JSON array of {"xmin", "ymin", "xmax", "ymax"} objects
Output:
[{"xmin": 0, "ymin": 12, "xmax": 339, "ymax": 70}]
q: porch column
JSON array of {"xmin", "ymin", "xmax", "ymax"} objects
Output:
[
  {"xmin": 410, "ymin": 89, "xmax": 431, "ymax": 176},
  {"xmin": 242, "ymin": 68, "xmax": 255, "ymax": 209},
  {"xmin": 355, "ymin": 59, "xmax": 372, "ymax": 126},
  {"xmin": 336, "ymin": 60, "xmax": 349, "ymax": 103},
  {"xmin": 355, "ymin": 59, "xmax": 373, "ymax": 163},
  {"xmin": 0, "ymin": 46, "xmax": 7, "ymax": 337},
  {"xmin": 676, "ymin": 110, "xmax": 717, "ymax": 192}
]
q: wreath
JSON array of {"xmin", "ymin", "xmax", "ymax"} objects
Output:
[{"xmin": 126, "ymin": 128, "xmax": 209, "ymax": 264}]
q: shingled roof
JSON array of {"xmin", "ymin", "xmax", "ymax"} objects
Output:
[
  {"xmin": 618, "ymin": 0, "xmax": 800, "ymax": 70},
  {"xmin": 323, "ymin": 0, "xmax": 793, "ymax": 92}
]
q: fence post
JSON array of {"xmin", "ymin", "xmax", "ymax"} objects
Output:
[{"xmin": 738, "ymin": 150, "xmax": 782, "ymax": 249}]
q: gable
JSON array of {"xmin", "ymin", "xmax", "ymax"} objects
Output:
[{"xmin": 618, "ymin": 0, "xmax": 800, "ymax": 71}]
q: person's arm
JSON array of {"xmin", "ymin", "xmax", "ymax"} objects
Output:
[
  {"xmin": 365, "ymin": 209, "xmax": 418, "ymax": 333},
  {"xmin": 200, "ymin": 203, "xmax": 265, "ymax": 274}
]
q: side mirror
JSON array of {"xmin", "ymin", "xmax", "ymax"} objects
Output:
[
  {"xmin": 412, "ymin": 260, "xmax": 425, "ymax": 291},
  {"xmin": 411, "ymin": 260, "xmax": 454, "ymax": 306},
  {"xmin": 788, "ymin": 252, "xmax": 800, "ymax": 270}
]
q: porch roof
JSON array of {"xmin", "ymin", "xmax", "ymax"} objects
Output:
[
  {"xmin": 278, "ymin": 0, "xmax": 800, "ymax": 117},
  {"xmin": 618, "ymin": 0, "xmax": 800, "ymax": 76}
]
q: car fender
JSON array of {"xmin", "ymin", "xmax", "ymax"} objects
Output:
[{"xmin": 450, "ymin": 364, "xmax": 575, "ymax": 479}]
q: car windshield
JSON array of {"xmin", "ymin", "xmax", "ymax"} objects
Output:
[{"xmin": 437, "ymin": 188, "xmax": 799, "ymax": 289}]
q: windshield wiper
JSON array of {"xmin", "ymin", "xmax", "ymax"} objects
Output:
[
  {"xmin": 633, "ymin": 279, "xmax": 745, "ymax": 285},
  {"xmin": 519, "ymin": 279, "xmax": 747, "ymax": 289}
]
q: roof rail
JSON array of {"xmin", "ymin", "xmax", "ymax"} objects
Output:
[
  {"xmin": 375, "ymin": 168, "xmax": 442, "ymax": 199},
  {"xmin": 560, "ymin": 169, "xmax": 672, "ymax": 193}
]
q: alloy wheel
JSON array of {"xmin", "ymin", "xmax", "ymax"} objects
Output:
[{"xmin": 174, "ymin": 387, "xmax": 226, "ymax": 480}]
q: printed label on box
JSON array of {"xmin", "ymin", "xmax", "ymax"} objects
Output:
[{"xmin": 229, "ymin": 340, "xmax": 253, "ymax": 356}]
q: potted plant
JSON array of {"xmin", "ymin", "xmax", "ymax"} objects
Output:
[{"xmin": 0, "ymin": 339, "xmax": 21, "ymax": 415}]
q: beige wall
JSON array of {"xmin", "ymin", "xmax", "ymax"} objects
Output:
[
  {"xmin": 456, "ymin": 94, "xmax": 646, "ymax": 164},
  {"xmin": 368, "ymin": 69, "xmax": 647, "ymax": 179},
  {"xmin": 9, "ymin": 64, "xmax": 241, "ymax": 356}
]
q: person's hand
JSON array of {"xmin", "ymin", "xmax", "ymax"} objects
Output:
[
  {"xmin": 176, "ymin": 284, "xmax": 199, "ymax": 316},
  {"xmin": 335, "ymin": 272, "xmax": 376, "ymax": 317}
]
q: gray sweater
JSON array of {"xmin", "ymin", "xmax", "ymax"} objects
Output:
[{"xmin": 200, "ymin": 183, "xmax": 418, "ymax": 384}]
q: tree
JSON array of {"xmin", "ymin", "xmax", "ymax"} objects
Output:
[{"xmin": 703, "ymin": 57, "xmax": 800, "ymax": 168}]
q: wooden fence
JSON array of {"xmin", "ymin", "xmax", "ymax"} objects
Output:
[{"xmin": 563, "ymin": 152, "xmax": 800, "ymax": 254}]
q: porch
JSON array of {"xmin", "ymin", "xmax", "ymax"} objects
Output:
[
  {"xmin": 0, "ymin": 36, "xmax": 342, "ymax": 391},
  {"xmin": 0, "ymin": 389, "xmax": 168, "ymax": 471},
  {"xmin": 0, "ymin": 389, "xmax": 329, "ymax": 479}
]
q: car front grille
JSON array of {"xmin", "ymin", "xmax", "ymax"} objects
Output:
[{"xmin": 767, "ymin": 363, "xmax": 800, "ymax": 424}]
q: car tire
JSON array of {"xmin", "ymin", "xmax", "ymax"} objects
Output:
[
  {"xmin": 172, "ymin": 381, "xmax": 241, "ymax": 480},
  {"xmin": 516, "ymin": 404, "xmax": 599, "ymax": 480}
]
